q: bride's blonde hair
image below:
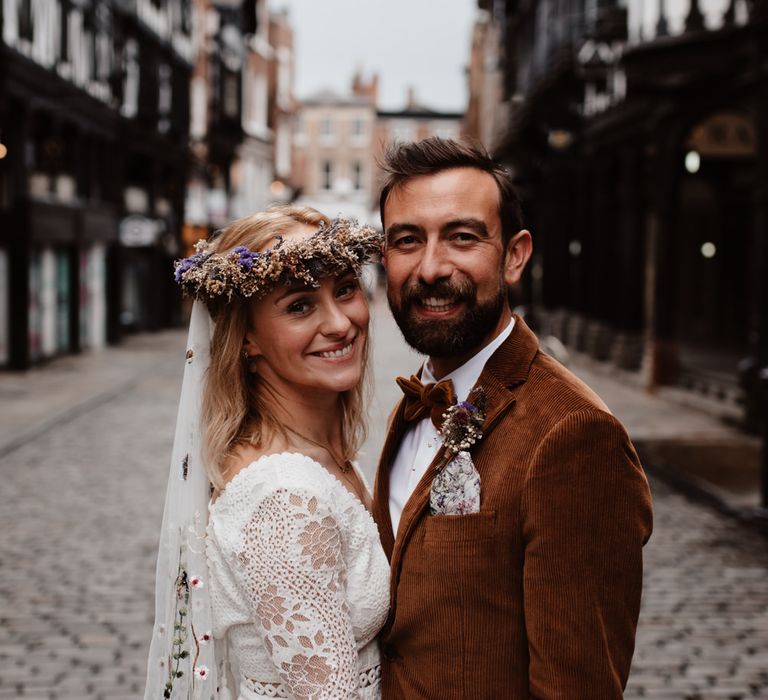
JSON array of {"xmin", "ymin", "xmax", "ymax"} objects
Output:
[{"xmin": 201, "ymin": 205, "xmax": 369, "ymax": 491}]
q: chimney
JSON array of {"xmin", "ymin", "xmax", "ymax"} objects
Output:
[
  {"xmin": 406, "ymin": 85, "xmax": 417, "ymax": 110},
  {"xmin": 351, "ymin": 71, "xmax": 379, "ymax": 107}
]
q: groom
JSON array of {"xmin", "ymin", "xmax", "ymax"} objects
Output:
[{"xmin": 373, "ymin": 138, "xmax": 653, "ymax": 699}]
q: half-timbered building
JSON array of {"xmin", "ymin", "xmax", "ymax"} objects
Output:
[
  {"xmin": 0, "ymin": 0, "xmax": 194, "ymax": 368},
  {"xmin": 478, "ymin": 0, "xmax": 768, "ymax": 431}
]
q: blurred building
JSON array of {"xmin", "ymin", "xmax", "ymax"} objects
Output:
[
  {"xmin": 0, "ymin": 0, "xmax": 295, "ymax": 370},
  {"xmin": 376, "ymin": 87, "xmax": 463, "ymax": 147},
  {"xmin": 291, "ymin": 74, "xmax": 378, "ymax": 223},
  {"xmin": 374, "ymin": 86, "xmax": 464, "ymax": 191},
  {"xmin": 0, "ymin": 0, "xmax": 195, "ymax": 369},
  {"xmin": 292, "ymin": 77, "xmax": 463, "ymax": 224},
  {"xmin": 183, "ymin": 0, "xmax": 295, "ymax": 249},
  {"xmin": 266, "ymin": 8, "xmax": 295, "ymax": 202},
  {"xmin": 463, "ymin": 4, "xmax": 506, "ymax": 149},
  {"xmin": 474, "ymin": 0, "xmax": 768, "ymax": 425}
]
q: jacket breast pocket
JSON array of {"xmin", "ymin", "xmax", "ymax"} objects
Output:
[{"xmin": 423, "ymin": 509, "xmax": 497, "ymax": 543}]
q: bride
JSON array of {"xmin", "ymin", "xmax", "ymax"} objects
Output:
[{"xmin": 145, "ymin": 206, "xmax": 389, "ymax": 699}]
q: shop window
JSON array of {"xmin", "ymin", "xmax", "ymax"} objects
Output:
[
  {"xmin": 18, "ymin": 0, "xmax": 32, "ymax": 41},
  {"xmin": 0, "ymin": 250, "xmax": 8, "ymax": 365},
  {"xmin": 28, "ymin": 251, "xmax": 42, "ymax": 362},
  {"xmin": 79, "ymin": 246, "xmax": 106, "ymax": 350},
  {"xmin": 321, "ymin": 160, "xmax": 333, "ymax": 190},
  {"xmin": 55, "ymin": 250, "xmax": 71, "ymax": 353},
  {"xmin": 223, "ymin": 71, "xmax": 239, "ymax": 119}
]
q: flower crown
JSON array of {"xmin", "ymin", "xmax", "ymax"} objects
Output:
[{"xmin": 174, "ymin": 217, "xmax": 383, "ymax": 305}]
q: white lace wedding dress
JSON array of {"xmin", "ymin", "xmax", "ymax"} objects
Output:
[{"xmin": 206, "ymin": 452, "xmax": 390, "ymax": 700}]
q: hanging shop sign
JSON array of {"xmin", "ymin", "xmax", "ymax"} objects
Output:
[{"xmin": 119, "ymin": 215, "xmax": 164, "ymax": 247}]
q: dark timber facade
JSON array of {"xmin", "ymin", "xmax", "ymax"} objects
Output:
[
  {"xmin": 489, "ymin": 1, "xmax": 768, "ymax": 432},
  {"xmin": 0, "ymin": 0, "xmax": 194, "ymax": 369}
]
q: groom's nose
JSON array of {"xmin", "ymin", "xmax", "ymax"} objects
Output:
[{"xmin": 416, "ymin": 238, "xmax": 453, "ymax": 285}]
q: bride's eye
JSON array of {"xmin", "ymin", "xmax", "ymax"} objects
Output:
[
  {"xmin": 336, "ymin": 279, "xmax": 359, "ymax": 299},
  {"xmin": 287, "ymin": 299, "xmax": 312, "ymax": 315}
]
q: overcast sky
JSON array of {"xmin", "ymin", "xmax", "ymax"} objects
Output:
[{"xmin": 271, "ymin": 0, "xmax": 477, "ymax": 112}]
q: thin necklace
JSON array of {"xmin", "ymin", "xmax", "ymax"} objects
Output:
[{"xmin": 284, "ymin": 425, "xmax": 353, "ymax": 474}]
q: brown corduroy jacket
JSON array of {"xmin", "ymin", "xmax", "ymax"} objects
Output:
[{"xmin": 372, "ymin": 317, "xmax": 653, "ymax": 699}]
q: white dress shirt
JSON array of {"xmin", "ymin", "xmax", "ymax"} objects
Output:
[{"xmin": 388, "ymin": 318, "xmax": 515, "ymax": 536}]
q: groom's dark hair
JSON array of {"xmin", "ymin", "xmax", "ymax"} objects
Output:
[{"xmin": 378, "ymin": 137, "xmax": 524, "ymax": 245}]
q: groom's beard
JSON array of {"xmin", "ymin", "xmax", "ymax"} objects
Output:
[{"xmin": 387, "ymin": 278, "xmax": 506, "ymax": 359}]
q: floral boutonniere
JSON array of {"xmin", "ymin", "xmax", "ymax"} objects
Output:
[
  {"xmin": 439, "ymin": 387, "xmax": 486, "ymax": 457},
  {"xmin": 430, "ymin": 388, "xmax": 487, "ymax": 515}
]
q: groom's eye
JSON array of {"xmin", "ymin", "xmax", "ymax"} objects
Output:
[{"xmin": 392, "ymin": 234, "xmax": 418, "ymax": 248}]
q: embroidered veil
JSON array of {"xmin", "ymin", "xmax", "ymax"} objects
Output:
[{"xmin": 144, "ymin": 301, "xmax": 230, "ymax": 699}]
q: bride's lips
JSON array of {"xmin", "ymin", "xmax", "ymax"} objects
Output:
[{"xmin": 309, "ymin": 335, "xmax": 358, "ymax": 361}]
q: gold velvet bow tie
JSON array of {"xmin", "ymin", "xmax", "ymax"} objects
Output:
[{"xmin": 396, "ymin": 374, "xmax": 457, "ymax": 429}]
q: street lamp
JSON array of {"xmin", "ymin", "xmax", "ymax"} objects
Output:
[{"xmin": 685, "ymin": 150, "xmax": 701, "ymax": 173}]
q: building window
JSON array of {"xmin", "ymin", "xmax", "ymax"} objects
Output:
[
  {"xmin": 321, "ymin": 160, "xmax": 333, "ymax": 190},
  {"xmin": 0, "ymin": 249, "xmax": 8, "ymax": 365},
  {"xmin": 390, "ymin": 123, "xmax": 414, "ymax": 143},
  {"xmin": 352, "ymin": 161, "xmax": 363, "ymax": 190},
  {"xmin": 122, "ymin": 39, "xmax": 139, "ymax": 118},
  {"xmin": 320, "ymin": 117, "xmax": 335, "ymax": 143},
  {"xmin": 18, "ymin": 0, "xmax": 33, "ymax": 41},
  {"xmin": 433, "ymin": 124, "xmax": 458, "ymax": 140},
  {"xmin": 276, "ymin": 123, "xmax": 291, "ymax": 178},
  {"xmin": 158, "ymin": 63, "xmax": 172, "ymax": 133},
  {"xmin": 351, "ymin": 118, "xmax": 366, "ymax": 140},
  {"xmin": 223, "ymin": 71, "xmax": 239, "ymax": 119},
  {"xmin": 247, "ymin": 71, "xmax": 268, "ymax": 135}
]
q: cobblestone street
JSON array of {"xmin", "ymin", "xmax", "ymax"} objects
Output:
[{"xmin": 0, "ymin": 297, "xmax": 766, "ymax": 699}]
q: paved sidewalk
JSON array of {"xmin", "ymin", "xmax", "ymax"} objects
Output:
[
  {"xmin": 0, "ymin": 330, "xmax": 189, "ymax": 459},
  {"xmin": 565, "ymin": 352, "xmax": 765, "ymax": 521}
]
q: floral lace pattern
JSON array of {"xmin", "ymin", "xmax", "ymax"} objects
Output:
[{"xmin": 207, "ymin": 453, "xmax": 389, "ymax": 699}]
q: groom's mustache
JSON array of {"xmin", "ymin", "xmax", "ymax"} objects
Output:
[{"xmin": 399, "ymin": 279, "xmax": 476, "ymax": 307}]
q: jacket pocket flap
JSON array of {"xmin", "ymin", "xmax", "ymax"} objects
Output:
[{"xmin": 423, "ymin": 509, "xmax": 497, "ymax": 542}]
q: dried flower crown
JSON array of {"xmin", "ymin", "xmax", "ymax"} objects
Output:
[{"xmin": 174, "ymin": 217, "xmax": 383, "ymax": 305}]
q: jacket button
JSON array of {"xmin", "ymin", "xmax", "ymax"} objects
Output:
[{"xmin": 382, "ymin": 643, "xmax": 398, "ymax": 661}]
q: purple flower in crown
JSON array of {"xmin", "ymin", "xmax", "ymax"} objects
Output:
[
  {"xmin": 174, "ymin": 253, "xmax": 202, "ymax": 281},
  {"xmin": 231, "ymin": 245, "xmax": 259, "ymax": 269},
  {"xmin": 174, "ymin": 246, "xmax": 213, "ymax": 282}
]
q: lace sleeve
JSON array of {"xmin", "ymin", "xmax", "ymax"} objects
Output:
[{"xmin": 236, "ymin": 486, "xmax": 360, "ymax": 700}]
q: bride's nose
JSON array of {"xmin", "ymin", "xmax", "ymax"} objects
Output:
[{"xmin": 319, "ymin": 299, "xmax": 352, "ymax": 336}]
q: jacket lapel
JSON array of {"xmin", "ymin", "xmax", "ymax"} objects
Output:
[{"xmin": 372, "ymin": 397, "xmax": 408, "ymax": 560}]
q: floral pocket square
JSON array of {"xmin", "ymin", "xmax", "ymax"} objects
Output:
[{"xmin": 429, "ymin": 451, "xmax": 481, "ymax": 516}]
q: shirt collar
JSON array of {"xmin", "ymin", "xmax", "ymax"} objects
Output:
[{"xmin": 422, "ymin": 317, "xmax": 516, "ymax": 401}]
